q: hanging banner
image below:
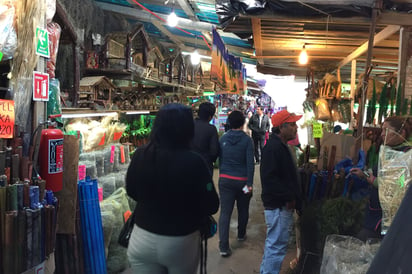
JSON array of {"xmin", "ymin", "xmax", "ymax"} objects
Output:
[
  {"xmin": 0, "ymin": 99, "xmax": 14, "ymax": 138},
  {"xmin": 211, "ymin": 29, "xmax": 247, "ymax": 94}
]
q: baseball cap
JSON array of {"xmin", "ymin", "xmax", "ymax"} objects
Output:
[{"xmin": 271, "ymin": 110, "xmax": 302, "ymax": 127}]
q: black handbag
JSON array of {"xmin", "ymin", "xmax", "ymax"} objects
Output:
[
  {"xmin": 200, "ymin": 215, "xmax": 217, "ymax": 274},
  {"xmin": 118, "ymin": 210, "xmax": 136, "ymax": 248},
  {"xmin": 200, "ymin": 215, "xmax": 217, "ymax": 239}
]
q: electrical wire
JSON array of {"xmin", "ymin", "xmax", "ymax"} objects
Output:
[{"xmin": 131, "ymin": 0, "xmax": 212, "ymax": 50}]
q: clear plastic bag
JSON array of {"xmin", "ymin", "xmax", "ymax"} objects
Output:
[
  {"xmin": 99, "ymin": 175, "xmax": 116, "ymax": 199},
  {"xmin": 320, "ymin": 234, "xmax": 380, "ymax": 274},
  {"xmin": 95, "ymin": 150, "xmax": 105, "ymax": 177},
  {"xmin": 0, "ymin": 1, "xmax": 17, "ymax": 59},
  {"xmin": 100, "ymin": 187, "xmax": 131, "ymax": 273},
  {"xmin": 104, "ymin": 147, "xmax": 114, "ymax": 175},
  {"xmin": 378, "ymin": 145, "xmax": 412, "ymax": 234}
]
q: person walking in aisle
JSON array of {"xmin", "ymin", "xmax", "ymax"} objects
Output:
[
  {"xmin": 126, "ymin": 103, "xmax": 220, "ymax": 274},
  {"xmin": 243, "ymin": 111, "xmax": 253, "ymax": 138},
  {"xmin": 248, "ymin": 106, "xmax": 270, "ymax": 164},
  {"xmin": 218, "ymin": 110, "xmax": 255, "ymax": 257},
  {"xmin": 193, "ymin": 101, "xmax": 220, "ymax": 173},
  {"xmin": 260, "ymin": 109, "xmax": 303, "ymax": 274}
]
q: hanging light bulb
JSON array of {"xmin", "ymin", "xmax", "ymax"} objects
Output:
[
  {"xmin": 191, "ymin": 49, "xmax": 200, "ymax": 65},
  {"xmin": 299, "ymin": 44, "xmax": 308, "ymax": 65},
  {"xmin": 167, "ymin": 11, "xmax": 178, "ymax": 27}
]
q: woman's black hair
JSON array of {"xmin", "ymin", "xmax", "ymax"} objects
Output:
[
  {"xmin": 150, "ymin": 103, "xmax": 194, "ymax": 149},
  {"xmin": 228, "ymin": 110, "xmax": 245, "ymax": 129}
]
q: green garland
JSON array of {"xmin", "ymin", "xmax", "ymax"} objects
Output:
[
  {"xmin": 378, "ymin": 83, "xmax": 388, "ymax": 124},
  {"xmin": 402, "ymin": 98, "xmax": 408, "ymax": 115},
  {"xmin": 366, "ymin": 79, "xmax": 377, "ymax": 124},
  {"xmin": 395, "ymin": 80, "xmax": 402, "ymax": 116},
  {"xmin": 390, "ymin": 83, "xmax": 396, "ymax": 116}
]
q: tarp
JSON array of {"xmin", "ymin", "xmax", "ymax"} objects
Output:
[{"xmin": 216, "ymin": 0, "xmax": 373, "ymax": 28}]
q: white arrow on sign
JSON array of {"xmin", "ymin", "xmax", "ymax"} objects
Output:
[{"xmin": 38, "ymin": 30, "xmax": 46, "ymax": 46}]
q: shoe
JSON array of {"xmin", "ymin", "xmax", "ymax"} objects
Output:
[
  {"xmin": 219, "ymin": 249, "xmax": 232, "ymax": 257},
  {"xmin": 237, "ymin": 235, "xmax": 247, "ymax": 241}
]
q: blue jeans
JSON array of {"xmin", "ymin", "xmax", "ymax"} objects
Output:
[{"xmin": 260, "ymin": 207, "xmax": 294, "ymax": 274}]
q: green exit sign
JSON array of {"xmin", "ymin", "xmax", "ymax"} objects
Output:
[{"xmin": 36, "ymin": 27, "xmax": 49, "ymax": 58}]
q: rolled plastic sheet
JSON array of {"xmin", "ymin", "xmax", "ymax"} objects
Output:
[
  {"xmin": 11, "ymin": 154, "xmax": 19, "ymax": 183},
  {"xmin": 25, "ymin": 209, "xmax": 33, "ymax": 269},
  {"xmin": 0, "ymin": 174, "xmax": 6, "ymax": 187},
  {"xmin": 44, "ymin": 205, "xmax": 56, "ymax": 256},
  {"xmin": 23, "ymin": 182, "xmax": 30, "ymax": 208},
  {"xmin": 17, "ymin": 210, "xmax": 26, "ymax": 274},
  {"xmin": 29, "ymin": 185, "xmax": 40, "ymax": 209},
  {"xmin": 36, "ymin": 179, "xmax": 46, "ymax": 202},
  {"xmin": 16, "ymin": 183, "xmax": 24, "ymax": 210},
  {"xmin": 7, "ymin": 184, "xmax": 17, "ymax": 211},
  {"xmin": 5, "ymin": 147, "xmax": 11, "ymax": 168},
  {"xmin": 32, "ymin": 208, "xmax": 41, "ymax": 266},
  {"xmin": 0, "ymin": 151, "xmax": 5, "ymax": 175},
  {"xmin": 0, "ymin": 186, "xmax": 5, "ymax": 272},
  {"xmin": 4, "ymin": 211, "xmax": 17, "ymax": 274},
  {"xmin": 79, "ymin": 177, "xmax": 107, "ymax": 274}
]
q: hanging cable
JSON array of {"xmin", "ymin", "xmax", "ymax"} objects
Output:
[
  {"xmin": 296, "ymin": 1, "xmax": 332, "ymax": 48},
  {"xmin": 131, "ymin": 0, "xmax": 212, "ymax": 50}
]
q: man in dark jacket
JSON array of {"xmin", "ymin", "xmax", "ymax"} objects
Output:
[
  {"xmin": 248, "ymin": 106, "xmax": 270, "ymax": 164},
  {"xmin": 193, "ymin": 102, "xmax": 219, "ymax": 173},
  {"xmin": 259, "ymin": 109, "xmax": 302, "ymax": 274}
]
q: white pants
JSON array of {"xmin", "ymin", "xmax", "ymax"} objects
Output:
[{"xmin": 127, "ymin": 224, "xmax": 200, "ymax": 274}]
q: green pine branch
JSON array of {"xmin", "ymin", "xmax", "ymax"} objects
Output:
[
  {"xmin": 395, "ymin": 80, "xmax": 402, "ymax": 116},
  {"xmin": 378, "ymin": 83, "xmax": 388, "ymax": 124},
  {"xmin": 390, "ymin": 83, "xmax": 396, "ymax": 116}
]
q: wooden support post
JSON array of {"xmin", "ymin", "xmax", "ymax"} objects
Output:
[
  {"xmin": 356, "ymin": 1, "xmax": 380, "ymax": 138},
  {"xmin": 73, "ymin": 44, "xmax": 80, "ymax": 107},
  {"xmin": 350, "ymin": 60, "xmax": 357, "ymax": 129},
  {"xmin": 397, "ymin": 27, "xmax": 412, "ymax": 101}
]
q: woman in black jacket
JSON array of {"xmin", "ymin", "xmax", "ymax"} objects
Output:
[{"xmin": 126, "ymin": 103, "xmax": 220, "ymax": 274}]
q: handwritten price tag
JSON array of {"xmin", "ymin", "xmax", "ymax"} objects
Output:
[
  {"xmin": 313, "ymin": 122, "xmax": 323, "ymax": 138},
  {"xmin": 110, "ymin": 146, "xmax": 116, "ymax": 163},
  {"xmin": 120, "ymin": 145, "xmax": 125, "ymax": 163},
  {"xmin": 0, "ymin": 100, "xmax": 14, "ymax": 138},
  {"xmin": 78, "ymin": 165, "xmax": 86, "ymax": 181}
]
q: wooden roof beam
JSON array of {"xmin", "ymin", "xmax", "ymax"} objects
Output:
[
  {"xmin": 252, "ymin": 18, "xmax": 264, "ymax": 65},
  {"xmin": 337, "ymin": 25, "xmax": 400, "ymax": 68},
  {"xmin": 243, "ymin": 11, "xmax": 412, "ymax": 26}
]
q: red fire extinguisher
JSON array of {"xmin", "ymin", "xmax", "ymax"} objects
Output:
[{"xmin": 38, "ymin": 114, "xmax": 64, "ymax": 192}]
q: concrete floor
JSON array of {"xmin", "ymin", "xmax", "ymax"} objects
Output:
[{"xmin": 122, "ymin": 165, "xmax": 296, "ymax": 274}]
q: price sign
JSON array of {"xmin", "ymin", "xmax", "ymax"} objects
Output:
[
  {"xmin": 313, "ymin": 122, "xmax": 323, "ymax": 138},
  {"xmin": 33, "ymin": 71, "xmax": 49, "ymax": 101},
  {"xmin": 0, "ymin": 99, "xmax": 14, "ymax": 138},
  {"xmin": 78, "ymin": 165, "xmax": 86, "ymax": 181},
  {"xmin": 110, "ymin": 146, "xmax": 116, "ymax": 163}
]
